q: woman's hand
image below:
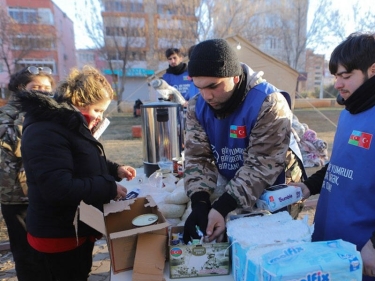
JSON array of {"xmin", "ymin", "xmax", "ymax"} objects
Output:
[
  {"xmin": 117, "ymin": 165, "xmax": 136, "ymax": 181},
  {"xmin": 114, "ymin": 183, "xmax": 127, "ymax": 200}
]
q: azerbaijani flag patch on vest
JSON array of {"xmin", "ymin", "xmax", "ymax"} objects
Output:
[
  {"xmin": 230, "ymin": 125, "xmax": 246, "ymax": 138},
  {"xmin": 348, "ymin": 130, "xmax": 372, "ymax": 149}
]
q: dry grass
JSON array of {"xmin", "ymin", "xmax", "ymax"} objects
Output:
[{"xmin": 100, "ymin": 113, "xmax": 143, "ymax": 168}]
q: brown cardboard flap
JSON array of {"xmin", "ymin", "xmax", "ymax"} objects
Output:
[
  {"xmin": 143, "ymin": 195, "xmax": 157, "ymax": 207},
  {"xmin": 79, "ymin": 201, "xmax": 107, "ymax": 235},
  {"xmin": 132, "ymin": 233, "xmax": 167, "ymax": 281},
  {"xmin": 103, "ymin": 198, "xmax": 134, "ymax": 216},
  {"xmin": 103, "ymin": 196, "xmax": 156, "ymax": 216},
  {"xmin": 109, "ymin": 221, "xmax": 169, "ymax": 239}
]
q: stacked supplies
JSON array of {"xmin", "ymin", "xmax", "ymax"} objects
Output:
[{"xmin": 227, "ymin": 212, "xmax": 362, "ymax": 280}]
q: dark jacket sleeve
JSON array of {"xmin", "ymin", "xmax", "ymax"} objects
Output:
[
  {"xmin": 106, "ymin": 159, "xmax": 121, "ymax": 182},
  {"xmin": 303, "ymin": 163, "xmax": 328, "ymax": 195}
]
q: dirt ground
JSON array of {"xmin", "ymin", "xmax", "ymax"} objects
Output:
[{"xmin": 0, "ymin": 106, "xmax": 342, "ymax": 260}]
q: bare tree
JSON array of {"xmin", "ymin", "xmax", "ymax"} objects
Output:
[
  {"xmin": 76, "ymin": 0, "xmax": 134, "ymax": 112},
  {"xmin": 206, "ymin": 0, "xmax": 266, "ymax": 40},
  {"xmin": 76, "ymin": 0, "xmax": 201, "ymax": 112},
  {"xmin": 206, "ymin": 0, "xmax": 354, "ymax": 71},
  {"xmin": 0, "ymin": 5, "xmax": 57, "ymax": 77},
  {"xmin": 150, "ymin": 0, "xmax": 200, "ymax": 59},
  {"xmin": 341, "ymin": 1, "xmax": 375, "ymax": 37},
  {"xmin": 278, "ymin": 0, "xmax": 309, "ymax": 70},
  {"xmin": 305, "ymin": 0, "xmax": 343, "ymax": 54}
]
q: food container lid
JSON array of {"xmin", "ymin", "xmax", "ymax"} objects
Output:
[{"xmin": 132, "ymin": 213, "xmax": 158, "ymax": 227}]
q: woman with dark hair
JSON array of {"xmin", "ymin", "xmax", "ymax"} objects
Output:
[
  {"xmin": 8, "ymin": 66, "xmax": 55, "ymax": 94},
  {"xmin": 0, "ymin": 66, "xmax": 55, "ymax": 281},
  {"xmin": 15, "ymin": 65, "xmax": 136, "ymax": 281}
]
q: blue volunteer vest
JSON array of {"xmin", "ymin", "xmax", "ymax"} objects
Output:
[
  {"xmin": 313, "ymin": 107, "xmax": 375, "ymax": 252},
  {"xmin": 163, "ymin": 71, "xmax": 195, "ymax": 99},
  {"xmin": 195, "ymin": 82, "xmax": 288, "ymax": 182}
]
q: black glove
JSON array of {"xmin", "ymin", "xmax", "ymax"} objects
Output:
[
  {"xmin": 183, "ymin": 192, "xmax": 211, "ymax": 244},
  {"xmin": 211, "ymin": 192, "xmax": 238, "ymax": 219}
]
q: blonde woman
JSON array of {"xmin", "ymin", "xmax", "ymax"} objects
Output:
[{"xmin": 15, "ymin": 65, "xmax": 136, "ymax": 281}]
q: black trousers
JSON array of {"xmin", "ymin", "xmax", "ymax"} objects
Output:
[
  {"xmin": 30, "ymin": 238, "xmax": 95, "ymax": 281},
  {"xmin": 1, "ymin": 203, "xmax": 44, "ymax": 281}
]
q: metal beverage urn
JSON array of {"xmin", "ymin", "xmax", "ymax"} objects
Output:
[{"xmin": 141, "ymin": 99, "xmax": 183, "ymax": 177}]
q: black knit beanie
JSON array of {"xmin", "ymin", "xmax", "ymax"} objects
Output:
[{"xmin": 188, "ymin": 39, "xmax": 242, "ymax": 78}]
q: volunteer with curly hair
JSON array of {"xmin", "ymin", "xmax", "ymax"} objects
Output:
[{"xmin": 15, "ymin": 65, "xmax": 136, "ymax": 281}]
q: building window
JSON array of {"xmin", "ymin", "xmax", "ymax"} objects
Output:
[
  {"xmin": 38, "ymin": 8, "xmax": 54, "ymax": 25},
  {"xmin": 79, "ymin": 53, "xmax": 94, "ymax": 62},
  {"xmin": 105, "ymin": 1, "xmax": 144, "ymax": 12},
  {"xmin": 11, "ymin": 35, "xmax": 56, "ymax": 50},
  {"xmin": 130, "ymin": 3, "xmax": 143, "ymax": 12},
  {"xmin": 8, "ymin": 7, "xmax": 54, "ymax": 25},
  {"xmin": 157, "ymin": 4, "xmax": 177, "ymax": 15},
  {"xmin": 268, "ymin": 37, "xmax": 277, "ymax": 49}
]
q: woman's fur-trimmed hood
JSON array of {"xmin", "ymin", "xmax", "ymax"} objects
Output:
[{"xmin": 15, "ymin": 90, "xmax": 84, "ymax": 130}]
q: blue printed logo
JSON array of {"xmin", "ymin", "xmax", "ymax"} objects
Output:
[
  {"xmin": 294, "ymin": 272, "xmax": 330, "ymax": 281},
  {"xmin": 268, "ymin": 247, "xmax": 304, "ymax": 264}
]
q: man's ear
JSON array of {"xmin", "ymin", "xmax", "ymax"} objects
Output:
[
  {"xmin": 369, "ymin": 63, "xmax": 375, "ymax": 77},
  {"xmin": 233, "ymin": 76, "xmax": 240, "ymax": 84}
]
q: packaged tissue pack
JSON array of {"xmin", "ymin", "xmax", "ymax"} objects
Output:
[
  {"xmin": 227, "ymin": 212, "xmax": 313, "ymax": 281},
  {"xmin": 258, "ymin": 239, "xmax": 362, "ymax": 280},
  {"xmin": 256, "ymin": 184, "xmax": 302, "ymax": 212},
  {"xmin": 227, "ymin": 212, "xmax": 362, "ymax": 281}
]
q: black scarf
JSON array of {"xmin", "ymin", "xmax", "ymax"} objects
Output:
[
  {"xmin": 212, "ymin": 70, "xmax": 247, "ymax": 119},
  {"xmin": 344, "ymin": 75, "xmax": 375, "ymax": 114},
  {"xmin": 165, "ymin": 62, "xmax": 187, "ymax": 75}
]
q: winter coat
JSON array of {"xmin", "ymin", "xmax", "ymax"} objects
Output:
[{"xmin": 15, "ymin": 91, "xmax": 118, "ymax": 238}]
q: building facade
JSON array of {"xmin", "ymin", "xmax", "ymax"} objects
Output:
[
  {"xmin": 0, "ymin": 0, "xmax": 76, "ymax": 97},
  {"xmin": 100, "ymin": 0, "xmax": 199, "ymax": 102},
  {"xmin": 304, "ymin": 48, "xmax": 325, "ymax": 94}
]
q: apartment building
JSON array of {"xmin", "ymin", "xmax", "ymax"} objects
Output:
[
  {"xmin": 100, "ymin": 0, "xmax": 199, "ymax": 101},
  {"xmin": 0, "ymin": 0, "xmax": 76, "ymax": 96},
  {"xmin": 304, "ymin": 49, "xmax": 325, "ymax": 94}
]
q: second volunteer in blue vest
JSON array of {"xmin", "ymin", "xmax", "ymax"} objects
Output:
[
  {"xmin": 183, "ymin": 39, "xmax": 305, "ymax": 244},
  {"xmin": 291, "ymin": 32, "xmax": 375, "ymax": 280},
  {"xmin": 162, "ymin": 48, "xmax": 199, "ymax": 101}
]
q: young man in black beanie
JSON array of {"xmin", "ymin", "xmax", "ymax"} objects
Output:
[
  {"xmin": 183, "ymin": 38, "xmax": 305, "ymax": 244},
  {"xmin": 162, "ymin": 48, "xmax": 199, "ymax": 101}
]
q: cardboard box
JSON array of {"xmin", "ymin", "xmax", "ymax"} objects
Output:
[
  {"xmin": 168, "ymin": 226, "xmax": 230, "ymax": 279},
  {"xmin": 133, "ymin": 233, "xmax": 167, "ymax": 281},
  {"xmin": 79, "ymin": 196, "xmax": 169, "ymax": 278}
]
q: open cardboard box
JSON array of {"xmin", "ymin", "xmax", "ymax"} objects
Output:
[{"xmin": 79, "ymin": 196, "xmax": 169, "ymax": 280}]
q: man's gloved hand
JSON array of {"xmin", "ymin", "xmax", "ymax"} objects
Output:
[
  {"xmin": 183, "ymin": 192, "xmax": 211, "ymax": 244},
  {"xmin": 211, "ymin": 192, "xmax": 238, "ymax": 219}
]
